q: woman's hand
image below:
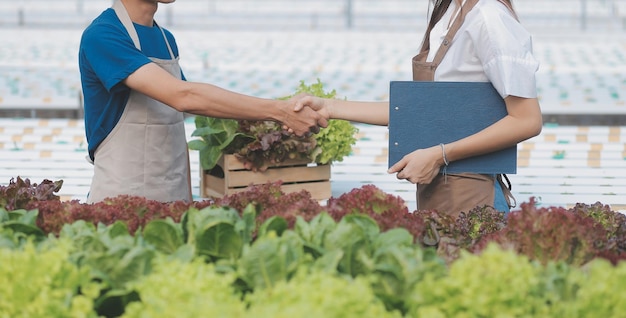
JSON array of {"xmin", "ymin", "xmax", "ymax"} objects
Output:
[
  {"xmin": 387, "ymin": 145, "xmax": 443, "ymax": 184},
  {"xmin": 293, "ymin": 94, "xmax": 332, "ymax": 120},
  {"xmin": 283, "ymin": 93, "xmax": 332, "ymax": 134},
  {"xmin": 280, "ymin": 95, "xmax": 328, "ymax": 136}
]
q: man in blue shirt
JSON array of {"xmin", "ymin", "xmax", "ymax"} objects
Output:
[{"xmin": 79, "ymin": 0, "xmax": 326, "ymax": 203}]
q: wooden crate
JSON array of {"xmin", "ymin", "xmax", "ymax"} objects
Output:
[{"xmin": 200, "ymin": 154, "xmax": 331, "ymax": 200}]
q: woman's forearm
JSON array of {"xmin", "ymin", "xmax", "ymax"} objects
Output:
[{"xmin": 329, "ymin": 99, "xmax": 390, "ymax": 126}]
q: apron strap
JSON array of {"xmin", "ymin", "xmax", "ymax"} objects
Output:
[
  {"xmin": 157, "ymin": 22, "xmax": 176, "ymax": 60},
  {"xmin": 112, "ymin": 0, "xmax": 141, "ymax": 50},
  {"xmin": 430, "ymin": 0, "xmax": 480, "ymax": 68},
  {"xmin": 112, "ymin": 0, "xmax": 175, "ymax": 59}
]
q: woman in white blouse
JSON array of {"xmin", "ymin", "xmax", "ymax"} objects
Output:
[{"xmin": 295, "ymin": 0, "xmax": 542, "ymax": 218}]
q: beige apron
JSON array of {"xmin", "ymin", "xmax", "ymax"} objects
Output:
[
  {"xmin": 410, "ymin": 0, "xmax": 512, "ymax": 217},
  {"xmin": 86, "ymin": 0, "xmax": 192, "ymax": 203}
]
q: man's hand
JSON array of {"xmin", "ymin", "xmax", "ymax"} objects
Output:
[
  {"xmin": 279, "ymin": 97, "xmax": 327, "ymax": 136},
  {"xmin": 281, "ymin": 94, "xmax": 331, "ymax": 135},
  {"xmin": 280, "ymin": 94, "xmax": 330, "ymax": 135}
]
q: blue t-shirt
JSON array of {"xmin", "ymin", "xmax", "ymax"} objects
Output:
[{"xmin": 79, "ymin": 8, "xmax": 184, "ymax": 161}]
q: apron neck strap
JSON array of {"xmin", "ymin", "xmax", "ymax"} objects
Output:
[
  {"xmin": 430, "ymin": 0, "xmax": 479, "ymax": 68},
  {"xmin": 112, "ymin": 0, "xmax": 142, "ymax": 50},
  {"xmin": 111, "ymin": 0, "xmax": 176, "ymax": 59}
]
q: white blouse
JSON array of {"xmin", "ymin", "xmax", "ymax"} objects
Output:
[{"xmin": 426, "ymin": 0, "xmax": 539, "ymax": 99}]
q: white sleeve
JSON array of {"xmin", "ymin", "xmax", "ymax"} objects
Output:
[{"xmin": 470, "ymin": 6, "xmax": 540, "ymax": 98}]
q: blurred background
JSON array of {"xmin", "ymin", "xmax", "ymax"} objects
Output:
[
  {"xmin": 1, "ymin": 0, "xmax": 625, "ymax": 212},
  {"xmin": 1, "ymin": 0, "xmax": 624, "ymax": 31}
]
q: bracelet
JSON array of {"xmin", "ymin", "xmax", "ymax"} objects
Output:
[
  {"xmin": 439, "ymin": 143, "xmax": 449, "ymax": 166},
  {"xmin": 439, "ymin": 143, "xmax": 449, "ymax": 184}
]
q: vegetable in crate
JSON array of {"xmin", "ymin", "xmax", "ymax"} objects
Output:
[{"xmin": 188, "ymin": 79, "xmax": 358, "ymax": 171}]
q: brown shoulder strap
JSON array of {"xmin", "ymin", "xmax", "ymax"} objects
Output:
[{"xmin": 430, "ymin": 0, "xmax": 480, "ymax": 67}]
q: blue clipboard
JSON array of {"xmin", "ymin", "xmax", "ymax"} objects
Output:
[{"xmin": 388, "ymin": 81, "xmax": 517, "ymax": 174}]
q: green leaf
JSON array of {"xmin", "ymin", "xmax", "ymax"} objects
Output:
[
  {"xmin": 107, "ymin": 220, "xmax": 130, "ymax": 238},
  {"xmin": 88, "ymin": 241, "xmax": 156, "ymax": 289},
  {"xmin": 2, "ymin": 222, "xmax": 45, "ymax": 238},
  {"xmin": 180, "ymin": 208, "xmax": 195, "ymax": 245},
  {"xmin": 373, "ymin": 228, "xmax": 414, "ymax": 255},
  {"xmin": 8, "ymin": 209, "xmax": 38, "ymax": 225},
  {"xmin": 199, "ymin": 145, "xmax": 224, "ymax": 170},
  {"xmin": 64, "ymin": 222, "xmax": 156, "ymax": 293},
  {"xmin": 194, "ymin": 115, "xmax": 209, "ymax": 128},
  {"xmin": 324, "ymin": 217, "xmax": 374, "ymax": 277},
  {"xmin": 342, "ymin": 213, "xmax": 381, "ymax": 239},
  {"xmin": 114, "ymin": 246, "xmax": 155, "ymax": 285},
  {"xmin": 201, "ymin": 206, "xmax": 242, "ymax": 224},
  {"xmin": 168, "ymin": 244, "xmax": 196, "ymax": 263},
  {"xmin": 295, "ymin": 213, "xmax": 337, "ymax": 258},
  {"xmin": 238, "ymin": 232, "xmax": 304, "ymax": 290},
  {"xmin": 0, "ymin": 229, "xmax": 19, "ymax": 248},
  {"xmin": 1, "ymin": 209, "xmax": 44, "ymax": 239},
  {"xmin": 236, "ymin": 203, "xmax": 257, "ymax": 245},
  {"xmin": 184, "ymin": 206, "xmax": 241, "ymax": 246},
  {"xmin": 59, "ymin": 219, "xmax": 97, "ymax": 240},
  {"xmin": 0, "ymin": 208, "xmax": 8, "ymax": 222},
  {"xmin": 311, "ymin": 249, "xmax": 344, "ymax": 273},
  {"xmin": 190, "ymin": 125, "xmax": 225, "ymax": 137},
  {"xmin": 371, "ymin": 247, "xmax": 421, "ymax": 312},
  {"xmin": 258, "ymin": 216, "xmax": 288, "ymax": 237},
  {"xmin": 294, "ymin": 216, "xmax": 312, "ymax": 241},
  {"xmin": 143, "ymin": 218, "xmax": 184, "ymax": 254},
  {"xmin": 370, "ymin": 245, "xmax": 446, "ymax": 313},
  {"xmin": 217, "ymin": 132, "xmax": 250, "ymax": 152},
  {"xmin": 196, "ymin": 221, "xmax": 243, "ymax": 260},
  {"xmin": 188, "ymin": 117, "xmax": 250, "ymax": 170},
  {"xmin": 186, "ymin": 139, "xmax": 207, "ymax": 151}
]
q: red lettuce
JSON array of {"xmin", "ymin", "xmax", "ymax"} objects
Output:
[
  {"xmin": 0, "ymin": 176, "xmax": 62, "ymax": 211},
  {"xmin": 472, "ymin": 198, "xmax": 608, "ymax": 266},
  {"xmin": 29, "ymin": 195, "xmax": 209, "ymax": 236}
]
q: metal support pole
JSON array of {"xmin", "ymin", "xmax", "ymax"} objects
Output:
[
  {"xmin": 345, "ymin": 0, "xmax": 353, "ymax": 29},
  {"xmin": 581, "ymin": 0, "xmax": 587, "ymax": 30},
  {"xmin": 18, "ymin": 0, "xmax": 24, "ymax": 26}
]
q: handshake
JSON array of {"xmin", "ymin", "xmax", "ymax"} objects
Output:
[
  {"xmin": 280, "ymin": 94, "xmax": 331, "ymax": 136},
  {"xmin": 281, "ymin": 93, "xmax": 387, "ymax": 135}
]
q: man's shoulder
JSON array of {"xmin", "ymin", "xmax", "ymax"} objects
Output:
[
  {"xmin": 83, "ymin": 8, "xmax": 124, "ymax": 37},
  {"xmin": 81, "ymin": 8, "xmax": 133, "ymax": 51}
]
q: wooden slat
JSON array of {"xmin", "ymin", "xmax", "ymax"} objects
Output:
[
  {"xmin": 227, "ymin": 164, "xmax": 330, "ymax": 187},
  {"xmin": 202, "ymin": 154, "xmax": 331, "ymax": 200}
]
